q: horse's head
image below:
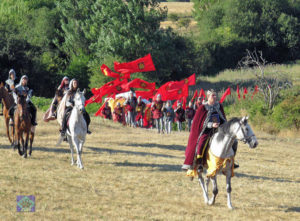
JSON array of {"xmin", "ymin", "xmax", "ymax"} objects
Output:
[
  {"xmin": 17, "ymin": 94, "xmax": 28, "ymax": 120},
  {"xmin": 74, "ymin": 88, "xmax": 86, "ymax": 113},
  {"xmin": 236, "ymin": 116, "xmax": 258, "ymax": 148}
]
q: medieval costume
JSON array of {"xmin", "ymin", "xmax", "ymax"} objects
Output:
[
  {"xmin": 163, "ymin": 101, "xmax": 174, "ymax": 134},
  {"xmin": 193, "ymin": 97, "xmax": 202, "ymax": 110},
  {"xmin": 175, "ymin": 103, "xmax": 185, "ymax": 132},
  {"xmin": 102, "ymin": 102, "xmax": 112, "ymax": 119},
  {"xmin": 125, "ymin": 92, "xmax": 137, "ymax": 127},
  {"xmin": 182, "ymin": 101, "xmax": 226, "ymax": 170},
  {"xmin": 113, "ymin": 103, "xmax": 124, "ymax": 123},
  {"xmin": 60, "ymin": 79, "xmax": 91, "ymax": 136},
  {"xmin": 151, "ymin": 95, "xmax": 164, "ymax": 133},
  {"xmin": 135, "ymin": 96, "xmax": 145, "ymax": 127},
  {"xmin": 2, "ymin": 69, "xmax": 16, "ymax": 117},
  {"xmin": 13, "ymin": 75, "xmax": 38, "ymax": 126},
  {"xmin": 185, "ymin": 102, "xmax": 195, "ymax": 132}
]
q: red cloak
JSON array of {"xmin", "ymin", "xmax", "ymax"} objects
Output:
[{"xmin": 184, "ymin": 103, "xmax": 226, "ymax": 165}]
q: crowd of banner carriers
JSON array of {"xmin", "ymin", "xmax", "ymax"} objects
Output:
[{"xmin": 85, "ymin": 54, "xmax": 259, "ymax": 134}]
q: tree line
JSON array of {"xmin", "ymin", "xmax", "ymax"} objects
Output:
[{"xmin": 0, "ymin": 0, "xmax": 299, "ymax": 98}]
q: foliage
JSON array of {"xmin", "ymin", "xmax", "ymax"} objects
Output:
[{"xmin": 31, "ymin": 96, "xmax": 52, "ymax": 112}]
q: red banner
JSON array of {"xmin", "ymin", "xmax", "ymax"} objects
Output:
[
  {"xmin": 114, "ymin": 54, "xmax": 156, "ymax": 74},
  {"xmin": 135, "ymin": 89, "xmax": 157, "ymax": 99},
  {"xmin": 237, "ymin": 85, "xmax": 241, "ymax": 100},
  {"xmin": 243, "ymin": 87, "xmax": 248, "ymax": 99},
  {"xmin": 123, "ymin": 78, "xmax": 155, "ymax": 91},
  {"xmin": 191, "ymin": 90, "xmax": 198, "ymax": 101},
  {"xmin": 251, "ymin": 85, "xmax": 259, "ymax": 99},
  {"xmin": 220, "ymin": 87, "xmax": 231, "ymax": 103},
  {"xmin": 100, "ymin": 64, "xmax": 120, "ymax": 78}
]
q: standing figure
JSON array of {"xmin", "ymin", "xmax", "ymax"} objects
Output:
[
  {"xmin": 113, "ymin": 102, "xmax": 124, "ymax": 124},
  {"xmin": 13, "ymin": 75, "xmax": 38, "ymax": 126},
  {"xmin": 182, "ymin": 90, "xmax": 227, "ymax": 170},
  {"xmin": 135, "ymin": 96, "xmax": 145, "ymax": 128},
  {"xmin": 102, "ymin": 102, "xmax": 112, "ymax": 120},
  {"xmin": 60, "ymin": 79, "xmax": 91, "ymax": 137},
  {"xmin": 125, "ymin": 91, "xmax": 137, "ymax": 127},
  {"xmin": 151, "ymin": 94, "xmax": 164, "ymax": 133},
  {"xmin": 3, "ymin": 69, "xmax": 17, "ymax": 120},
  {"xmin": 194, "ymin": 97, "xmax": 202, "ymax": 110},
  {"xmin": 163, "ymin": 100, "xmax": 174, "ymax": 134},
  {"xmin": 175, "ymin": 102, "xmax": 185, "ymax": 132},
  {"xmin": 185, "ymin": 101, "xmax": 195, "ymax": 132}
]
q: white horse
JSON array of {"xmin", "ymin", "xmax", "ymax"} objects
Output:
[
  {"xmin": 57, "ymin": 89, "xmax": 87, "ymax": 169},
  {"xmin": 197, "ymin": 116, "xmax": 258, "ymax": 209}
]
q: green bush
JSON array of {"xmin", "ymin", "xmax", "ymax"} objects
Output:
[{"xmin": 31, "ymin": 96, "xmax": 52, "ymax": 112}]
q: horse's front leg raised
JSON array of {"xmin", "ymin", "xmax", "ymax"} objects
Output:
[
  {"xmin": 198, "ymin": 171, "xmax": 209, "ymax": 205},
  {"xmin": 226, "ymin": 171, "xmax": 233, "ymax": 209},
  {"xmin": 208, "ymin": 176, "xmax": 218, "ymax": 205}
]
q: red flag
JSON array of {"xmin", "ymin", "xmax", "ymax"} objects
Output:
[
  {"xmin": 172, "ymin": 97, "xmax": 187, "ymax": 110},
  {"xmin": 220, "ymin": 87, "xmax": 231, "ymax": 103},
  {"xmin": 114, "ymin": 54, "xmax": 156, "ymax": 74},
  {"xmin": 135, "ymin": 89, "xmax": 157, "ymax": 100},
  {"xmin": 94, "ymin": 102, "xmax": 106, "ymax": 117},
  {"xmin": 243, "ymin": 87, "xmax": 248, "ymax": 99},
  {"xmin": 191, "ymin": 90, "xmax": 198, "ymax": 101},
  {"xmin": 167, "ymin": 73, "xmax": 196, "ymax": 90},
  {"xmin": 100, "ymin": 64, "xmax": 121, "ymax": 78},
  {"xmin": 158, "ymin": 84, "xmax": 188, "ymax": 101},
  {"xmin": 198, "ymin": 88, "xmax": 206, "ymax": 98},
  {"xmin": 251, "ymin": 85, "xmax": 259, "ymax": 99},
  {"xmin": 123, "ymin": 78, "xmax": 155, "ymax": 91},
  {"xmin": 237, "ymin": 85, "xmax": 241, "ymax": 100}
]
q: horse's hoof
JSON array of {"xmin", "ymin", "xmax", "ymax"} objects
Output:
[
  {"xmin": 29, "ymin": 153, "xmax": 31, "ymax": 157},
  {"xmin": 23, "ymin": 154, "xmax": 27, "ymax": 158},
  {"xmin": 228, "ymin": 205, "xmax": 234, "ymax": 210}
]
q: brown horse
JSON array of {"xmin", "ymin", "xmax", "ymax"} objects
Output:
[
  {"xmin": 0, "ymin": 82, "xmax": 15, "ymax": 144},
  {"xmin": 13, "ymin": 94, "xmax": 35, "ymax": 158}
]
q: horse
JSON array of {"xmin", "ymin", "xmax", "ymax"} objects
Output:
[
  {"xmin": 43, "ymin": 88, "xmax": 66, "ymax": 122},
  {"xmin": 57, "ymin": 89, "xmax": 87, "ymax": 169},
  {"xmin": 13, "ymin": 94, "xmax": 35, "ymax": 158},
  {"xmin": 197, "ymin": 116, "xmax": 258, "ymax": 209},
  {"xmin": 0, "ymin": 82, "xmax": 15, "ymax": 145}
]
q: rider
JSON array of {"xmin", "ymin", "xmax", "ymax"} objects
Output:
[
  {"xmin": 13, "ymin": 75, "xmax": 38, "ymax": 126},
  {"xmin": 60, "ymin": 79, "xmax": 91, "ymax": 137},
  {"xmin": 1, "ymin": 69, "xmax": 16, "ymax": 116},
  {"xmin": 51, "ymin": 76, "xmax": 69, "ymax": 117},
  {"xmin": 182, "ymin": 89, "xmax": 226, "ymax": 171}
]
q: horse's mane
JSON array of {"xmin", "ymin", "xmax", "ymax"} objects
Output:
[
  {"xmin": 219, "ymin": 118, "xmax": 240, "ymax": 134},
  {"xmin": 216, "ymin": 118, "xmax": 240, "ymax": 142}
]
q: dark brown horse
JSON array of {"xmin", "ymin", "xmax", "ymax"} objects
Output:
[
  {"xmin": 13, "ymin": 94, "xmax": 35, "ymax": 158},
  {"xmin": 0, "ymin": 82, "xmax": 15, "ymax": 144}
]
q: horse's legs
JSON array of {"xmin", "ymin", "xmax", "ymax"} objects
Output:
[
  {"xmin": 226, "ymin": 171, "xmax": 233, "ymax": 209},
  {"xmin": 72, "ymin": 136, "xmax": 83, "ymax": 169},
  {"xmin": 198, "ymin": 172, "xmax": 209, "ymax": 205},
  {"xmin": 5, "ymin": 116, "xmax": 12, "ymax": 144},
  {"xmin": 17, "ymin": 130, "xmax": 23, "ymax": 156},
  {"xmin": 29, "ymin": 131, "xmax": 34, "ymax": 156},
  {"xmin": 68, "ymin": 135, "xmax": 75, "ymax": 166},
  {"xmin": 208, "ymin": 176, "xmax": 218, "ymax": 205},
  {"xmin": 23, "ymin": 131, "xmax": 29, "ymax": 158}
]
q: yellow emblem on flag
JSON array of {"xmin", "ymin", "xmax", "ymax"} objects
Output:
[
  {"xmin": 138, "ymin": 62, "xmax": 145, "ymax": 70},
  {"xmin": 178, "ymin": 89, "xmax": 182, "ymax": 94},
  {"xmin": 140, "ymin": 82, "xmax": 147, "ymax": 88},
  {"xmin": 184, "ymin": 78, "xmax": 189, "ymax": 84},
  {"xmin": 116, "ymin": 86, "xmax": 122, "ymax": 91}
]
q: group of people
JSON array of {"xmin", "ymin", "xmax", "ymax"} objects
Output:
[
  {"xmin": 100, "ymin": 91, "xmax": 206, "ymax": 134},
  {"xmin": 1, "ymin": 69, "xmax": 38, "ymax": 126}
]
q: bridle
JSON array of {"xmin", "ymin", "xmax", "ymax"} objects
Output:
[{"xmin": 235, "ymin": 122, "xmax": 255, "ymax": 144}]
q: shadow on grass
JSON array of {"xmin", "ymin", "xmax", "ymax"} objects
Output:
[
  {"xmin": 0, "ymin": 144, "xmax": 11, "ymax": 150},
  {"xmin": 120, "ymin": 142, "xmax": 186, "ymax": 151},
  {"xmin": 33, "ymin": 146, "xmax": 69, "ymax": 154},
  {"xmin": 87, "ymin": 146, "xmax": 180, "ymax": 159},
  {"xmin": 235, "ymin": 172, "xmax": 300, "ymax": 184},
  {"xmin": 285, "ymin": 207, "xmax": 300, "ymax": 213},
  {"xmin": 114, "ymin": 162, "xmax": 180, "ymax": 172}
]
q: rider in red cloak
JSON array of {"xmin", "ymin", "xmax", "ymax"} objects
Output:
[{"xmin": 182, "ymin": 89, "xmax": 227, "ymax": 170}]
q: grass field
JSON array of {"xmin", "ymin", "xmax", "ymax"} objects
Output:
[{"xmin": 0, "ymin": 111, "xmax": 299, "ymax": 220}]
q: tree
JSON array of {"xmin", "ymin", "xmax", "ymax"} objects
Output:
[{"xmin": 238, "ymin": 50, "xmax": 292, "ymax": 109}]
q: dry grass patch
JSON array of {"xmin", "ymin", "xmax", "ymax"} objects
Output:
[
  {"xmin": 160, "ymin": 2, "xmax": 194, "ymax": 15},
  {"xmin": 0, "ymin": 112, "xmax": 299, "ymax": 220}
]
